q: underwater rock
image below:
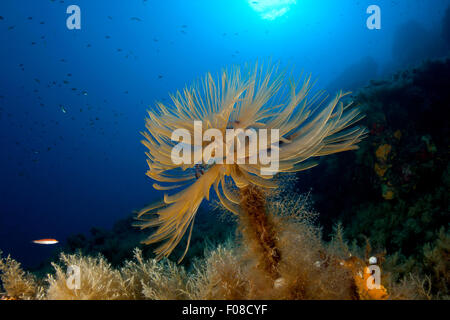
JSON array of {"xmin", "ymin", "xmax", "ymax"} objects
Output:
[
  {"xmin": 327, "ymin": 56, "xmax": 378, "ymax": 93},
  {"xmin": 390, "ymin": 20, "xmax": 448, "ymax": 71},
  {"xmin": 294, "ymin": 57, "xmax": 450, "ymax": 298}
]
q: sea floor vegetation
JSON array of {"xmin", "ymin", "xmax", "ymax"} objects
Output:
[{"xmin": 0, "ymin": 183, "xmax": 435, "ymax": 300}]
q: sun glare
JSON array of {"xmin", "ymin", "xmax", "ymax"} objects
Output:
[{"xmin": 247, "ymin": 0, "xmax": 297, "ymax": 20}]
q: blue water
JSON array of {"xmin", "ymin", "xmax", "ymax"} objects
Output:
[{"xmin": 0, "ymin": 0, "xmax": 448, "ymax": 267}]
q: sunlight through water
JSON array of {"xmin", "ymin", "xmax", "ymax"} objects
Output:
[{"xmin": 247, "ymin": 0, "xmax": 297, "ymax": 20}]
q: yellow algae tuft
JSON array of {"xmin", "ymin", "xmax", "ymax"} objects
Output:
[
  {"xmin": 374, "ymin": 163, "xmax": 388, "ymax": 177},
  {"xmin": 375, "ymin": 144, "xmax": 392, "ymax": 162},
  {"xmin": 394, "ymin": 130, "xmax": 402, "ymax": 140},
  {"xmin": 0, "ymin": 252, "xmax": 43, "ymax": 300},
  {"xmin": 383, "ymin": 190, "xmax": 395, "ymax": 200},
  {"xmin": 381, "ymin": 184, "xmax": 395, "ymax": 200}
]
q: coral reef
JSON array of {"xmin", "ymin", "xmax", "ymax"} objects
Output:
[
  {"xmin": 2, "ymin": 60, "xmax": 446, "ymax": 300},
  {"xmin": 0, "ymin": 189, "xmax": 427, "ymax": 300},
  {"xmin": 293, "ymin": 58, "xmax": 450, "ymax": 298}
]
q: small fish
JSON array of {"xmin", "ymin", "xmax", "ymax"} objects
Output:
[
  {"xmin": 60, "ymin": 105, "xmax": 67, "ymax": 113},
  {"xmin": 32, "ymin": 238, "xmax": 59, "ymax": 245},
  {"xmin": 130, "ymin": 17, "xmax": 142, "ymax": 22}
]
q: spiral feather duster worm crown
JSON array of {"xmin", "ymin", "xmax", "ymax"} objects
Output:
[{"xmin": 136, "ymin": 63, "xmax": 367, "ymax": 262}]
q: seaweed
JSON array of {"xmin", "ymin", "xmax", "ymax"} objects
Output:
[
  {"xmin": 293, "ymin": 58, "xmax": 450, "ymax": 298},
  {"xmin": 0, "ymin": 186, "xmax": 425, "ymax": 300}
]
